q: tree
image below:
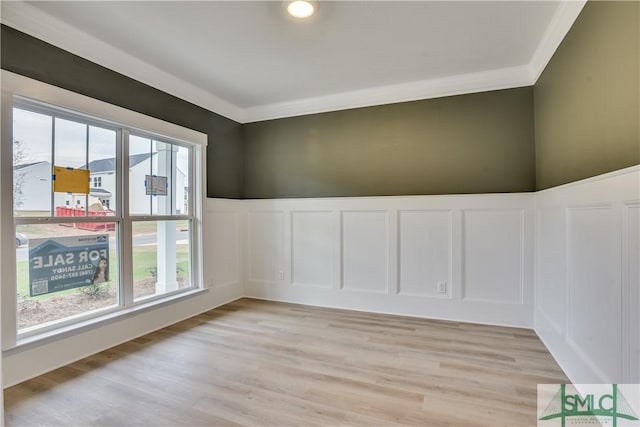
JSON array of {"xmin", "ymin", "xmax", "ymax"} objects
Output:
[{"xmin": 13, "ymin": 139, "xmax": 28, "ymax": 211}]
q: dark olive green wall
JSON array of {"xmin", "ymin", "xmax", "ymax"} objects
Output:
[
  {"xmin": 1, "ymin": 25, "xmax": 244, "ymax": 199},
  {"xmin": 534, "ymin": 1, "xmax": 640, "ymax": 190},
  {"xmin": 8, "ymin": 1, "xmax": 635, "ymax": 200},
  {"xmin": 243, "ymin": 87, "xmax": 535, "ymax": 198}
]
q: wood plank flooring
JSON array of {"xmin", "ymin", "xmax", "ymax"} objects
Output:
[{"xmin": 4, "ymin": 298, "xmax": 568, "ymax": 426}]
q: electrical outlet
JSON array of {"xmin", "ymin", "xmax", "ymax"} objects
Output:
[
  {"xmin": 278, "ymin": 271, "xmax": 285, "ymax": 280},
  {"xmin": 437, "ymin": 281, "xmax": 447, "ymax": 294}
]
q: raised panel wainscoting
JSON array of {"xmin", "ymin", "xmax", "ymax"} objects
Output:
[
  {"xmin": 242, "ymin": 194, "xmax": 535, "ymax": 328},
  {"xmin": 535, "ymin": 166, "xmax": 640, "ymax": 385}
]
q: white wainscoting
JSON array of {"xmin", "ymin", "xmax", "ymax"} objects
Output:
[
  {"xmin": 242, "ymin": 194, "xmax": 535, "ymax": 327},
  {"xmin": 398, "ymin": 210, "xmax": 451, "ymax": 299},
  {"xmin": 535, "ymin": 166, "xmax": 640, "ymax": 384},
  {"xmin": 205, "ymin": 200, "xmax": 243, "ymax": 290},
  {"xmin": 291, "ymin": 211, "xmax": 334, "ymax": 289}
]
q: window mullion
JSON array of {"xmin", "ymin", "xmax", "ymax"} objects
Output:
[
  {"xmin": 84, "ymin": 124, "xmax": 89, "ymax": 215},
  {"xmin": 189, "ymin": 146, "xmax": 198, "ymax": 288},
  {"xmin": 120, "ymin": 129, "xmax": 134, "ymax": 307},
  {"xmin": 1, "ymin": 91, "xmax": 18, "ymax": 349},
  {"xmin": 50, "ymin": 116, "xmax": 55, "ymax": 216}
]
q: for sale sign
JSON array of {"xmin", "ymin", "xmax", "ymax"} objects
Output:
[{"xmin": 28, "ymin": 234, "xmax": 109, "ymax": 296}]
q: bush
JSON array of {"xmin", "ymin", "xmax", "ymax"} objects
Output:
[{"xmin": 79, "ymin": 283, "xmax": 110, "ymax": 300}]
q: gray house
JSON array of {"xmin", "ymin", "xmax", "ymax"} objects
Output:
[{"xmin": 14, "ymin": 153, "xmax": 185, "ymax": 214}]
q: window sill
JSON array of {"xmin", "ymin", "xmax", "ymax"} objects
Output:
[{"xmin": 6, "ymin": 288, "xmax": 209, "ymax": 354}]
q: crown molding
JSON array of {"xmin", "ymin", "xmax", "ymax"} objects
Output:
[
  {"xmin": 242, "ymin": 66, "xmax": 533, "ymax": 122},
  {"xmin": 2, "ymin": 1, "xmax": 584, "ymax": 124},
  {"xmin": 529, "ymin": 0, "xmax": 587, "ymax": 83},
  {"xmin": 0, "ymin": 1, "xmax": 244, "ymax": 123}
]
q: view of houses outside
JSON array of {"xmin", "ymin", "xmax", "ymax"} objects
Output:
[{"xmin": 13, "ymin": 107, "xmax": 191, "ymax": 331}]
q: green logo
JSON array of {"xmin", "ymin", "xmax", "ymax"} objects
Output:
[{"xmin": 539, "ymin": 384, "xmax": 639, "ymax": 427}]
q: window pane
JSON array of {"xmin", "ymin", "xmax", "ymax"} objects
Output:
[
  {"xmin": 129, "ymin": 135, "xmax": 152, "ymax": 215},
  {"xmin": 132, "ymin": 220, "xmax": 191, "ymax": 301},
  {"xmin": 177, "ymin": 145, "xmax": 190, "ymax": 215},
  {"xmin": 88, "ymin": 126, "xmax": 117, "ymax": 212},
  {"xmin": 13, "ymin": 108, "xmax": 53, "ymax": 217},
  {"xmin": 16, "ymin": 222, "xmax": 119, "ymax": 332},
  {"xmin": 129, "ymin": 136, "xmax": 189, "ymax": 216},
  {"xmin": 54, "ymin": 118, "xmax": 89, "ymax": 217},
  {"xmin": 151, "ymin": 140, "xmax": 175, "ymax": 216}
]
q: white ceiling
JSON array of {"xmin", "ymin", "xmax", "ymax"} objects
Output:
[{"xmin": 2, "ymin": 1, "xmax": 585, "ymax": 123}]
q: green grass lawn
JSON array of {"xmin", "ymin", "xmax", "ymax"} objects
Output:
[
  {"xmin": 17, "ymin": 245, "xmax": 189, "ymax": 300},
  {"xmin": 131, "ymin": 244, "xmax": 191, "ymax": 286}
]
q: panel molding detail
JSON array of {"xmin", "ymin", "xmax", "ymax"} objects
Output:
[
  {"xmin": 241, "ymin": 193, "xmax": 534, "ymax": 328},
  {"xmin": 341, "ymin": 210, "xmax": 389, "ymax": 294},
  {"xmin": 461, "ymin": 209, "xmax": 525, "ymax": 304},
  {"xmin": 622, "ymin": 203, "xmax": 639, "ymax": 383},
  {"xmin": 247, "ymin": 211, "xmax": 285, "ymax": 284},
  {"xmin": 397, "ymin": 210, "xmax": 452, "ymax": 299},
  {"xmin": 291, "ymin": 211, "xmax": 334, "ymax": 289},
  {"xmin": 535, "ymin": 166, "xmax": 640, "ymax": 385},
  {"xmin": 206, "ymin": 210, "xmax": 241, "ymax": 288},
  {"xmin": 566, "ymin": 205, "xmax": 620, "ymax": 383}
]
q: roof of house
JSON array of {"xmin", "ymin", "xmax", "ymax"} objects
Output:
[
  {"xmin": 89, "ymin": 188, "xmax": 112, "ymax": 195},
  {"xmin": 13, "ymin": 161, "xmax": 48, "ymax": 170},
  {"xmin": 86, "ymin": 152, "xmax": 153, "ymax": 173}
]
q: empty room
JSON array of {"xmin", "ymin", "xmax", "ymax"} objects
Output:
[{"xmin": 1, "ymin": 1, "xmax": 638, "ymax": 426}]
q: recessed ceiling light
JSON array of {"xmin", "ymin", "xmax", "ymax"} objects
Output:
[{"xmin": 287, "ymin": 0, "xmax": 315, "ymax": 19}]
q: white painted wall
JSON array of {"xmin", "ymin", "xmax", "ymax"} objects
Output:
[
  {"xmin": 241, "ymin": 193, "xmax": 535, "ymax": 327},
  {"xmin": 535, "ymin": 166, "xmax": 640, "ymax": 384}
]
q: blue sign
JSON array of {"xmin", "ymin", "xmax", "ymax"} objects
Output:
[{"xmin": 28, "ymin": 234, "xmax": 109, "ymax": 296}]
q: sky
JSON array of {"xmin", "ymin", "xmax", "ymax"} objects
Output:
[{"xmin": 13, "ymin": 107, "xmax": 190, "ymax": 180}]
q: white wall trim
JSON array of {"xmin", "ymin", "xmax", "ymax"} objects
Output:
[
  {"xmin": 1, "ymin": 1, "xmax": 583, "ymax": 123},
  {"xmin": 537, "ymin": 165, "xmax": 640, "ymax": 194},
  {"xmin": 0, "ymin": 1, "xmax": 244, "ymax": 123},
  {"xmin": 2, "ymin": 71, "xmax": 207, "ymax": 147},
  {"xmin": 242, "ymin": 66, "xmax": 533, "ymax": 122},
  {"xmin": 529, "ymin": 0, "xmax": 587, "ymax": 82}
]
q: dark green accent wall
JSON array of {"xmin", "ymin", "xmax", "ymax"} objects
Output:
[
  {"xmin": 534, "ymin": 1, "xmax": 640, "ymax": 190},
  {"xmin": 1, "ymin": 25, "xmax": 244, "ymax": 199},
  {"xmin": 243, "ymin": 87, "xmax": 535, "ymax": 198},
  {"xmin": 6, "ymin": 1, "xmax": 635, "ymax": 200}
]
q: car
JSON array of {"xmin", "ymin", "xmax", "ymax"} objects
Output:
[{"xmin": 16, "ymin": 232, "xmax": 28, "ymax": 248}]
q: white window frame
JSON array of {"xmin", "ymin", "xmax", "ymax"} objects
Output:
[{"xmin": 1, "ymin": 71, "xmax": 207, "ymax": 349}]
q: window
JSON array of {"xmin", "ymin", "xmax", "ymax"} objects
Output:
[
  {"xmin": 13, "ymin": 105, "xmax": 121, "ymax": 331},
  {"xmin": 2, "ymin": 81, "xmax": 204, "ymax": 344}
]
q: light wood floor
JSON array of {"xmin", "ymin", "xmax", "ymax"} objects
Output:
[{"xmin": 4, "ymin": 298, "xmax": 568, "ymax": 426}]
